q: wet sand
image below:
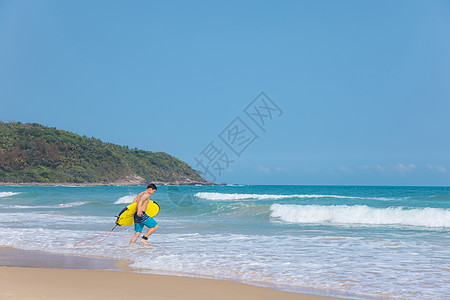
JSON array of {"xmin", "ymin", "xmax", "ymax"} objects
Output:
[{"xmin": 0, "ymin": 247, "xmax": 344, "ymax": 300}]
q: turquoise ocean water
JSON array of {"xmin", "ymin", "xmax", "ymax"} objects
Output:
[{"xmin": 0, "ymin": 185, "xmax": 449, "ymax": 299}]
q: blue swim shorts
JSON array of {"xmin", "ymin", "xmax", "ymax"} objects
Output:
[{"xmin": 134, "ymin": 216, "xmax": 158, "ymax": 233}]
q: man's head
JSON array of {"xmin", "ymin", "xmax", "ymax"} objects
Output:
[{"xmin": 146, "ymin": 183, "xmax": 157, "ymax": 195}]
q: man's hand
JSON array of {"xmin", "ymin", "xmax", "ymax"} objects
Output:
[{"xmin": 137, "ymin": 211, "xmax": 143, "ymax": 217}]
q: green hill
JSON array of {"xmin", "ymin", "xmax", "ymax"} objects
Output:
[{"xmin": 0, "ymin": 122, "xmax": 208, "ymax": 185}]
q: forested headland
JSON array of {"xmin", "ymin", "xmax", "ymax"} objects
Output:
[{"xmin": 0, "ymin": 122, "xmax": 209, "ymax": 185}]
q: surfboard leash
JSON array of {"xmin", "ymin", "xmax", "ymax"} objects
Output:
[
  {"xmin": 73, "ymin": 206, "xmax": 129, "ymax": 247},
  {"xmin": 73, "ymin": 224, "xmax": 118, "ymax": 247}
]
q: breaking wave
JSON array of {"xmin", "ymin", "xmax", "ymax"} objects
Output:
[
  {"xmin": 9, "ymin": 201, "xmax": 89, "ymax": 209},
  {"xmin": 270, "ymin": 204, "xmax": 450, "ymax": 228},
  {"xmin": 0, "ymin": 192, "xmax": 21, "ymax": 198},
  {"xmin": 114, "ymin": 194, "xmax": 136, "ymax": 204},
  {"xmin": 195, "ymin": 192, "xmax": 386, "ymax": 201}
]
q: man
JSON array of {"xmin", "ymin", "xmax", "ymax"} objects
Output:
[{"xmin": 129, "ymin": 184, "xmax": 159, "ymax": 245}]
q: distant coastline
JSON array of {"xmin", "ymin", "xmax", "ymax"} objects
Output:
[
  {"xmin": 0, "ymin": 122, "xmax": 212, "ymax": 186},
  {"xmin": 0, "ymin": 171, "xmax": 217, "ymax": 186},
  {"xmin": 0, "ymin": 177, "xmax": 217, "ymax": 187},
  {"xmin": 0, "ymin": 182, "xmax": 216, "ymax": 186}
]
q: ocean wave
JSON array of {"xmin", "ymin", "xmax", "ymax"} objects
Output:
[
  {"xmin": 270, "ymin": 204, "xmax": 450, "ymax": 228},
  {"xmin": 8, "ymin": 201, "xmax": 89, "ymax": 209},
  {"xmin": 114, "ymin": 194, "xmax": 136, "ymax": 204},
  {"xmin": 57, "ymin": 201, "xmax": 89, "ymax": 208},
  {"xmin": 0, "ymin": 192, "xmax": 21, "ymax": 198},
  {"xmin": 195, "ymin": 192, "xmax": 368, "ymax": 201},
  {"xmin": 0, "ymin": 211, "xmax": 112, "ymax": 224}
]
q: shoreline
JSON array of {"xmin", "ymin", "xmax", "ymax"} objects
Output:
[
  {"xmin": 0, "ymin": 173, "xmax": 217, "ymax": 187},
  {"xmin": 0, "ymin": 247, "xmax": 345, "ymax": 300},
  {"xmin": 0, "ymin": 247, "xmax": 129, "ymax": 271},
  {"xmin": 0, "ymin": 181, "xmax": 218, "ymax": 187}
]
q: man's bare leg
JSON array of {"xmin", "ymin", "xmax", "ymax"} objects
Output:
[
  {"xmin": 129, "ymin": 232, "xmax": 141, "ymax": 245},
  {"xmin": 140, "ymin": 224, "xmax": 159, "ymax": 245}
]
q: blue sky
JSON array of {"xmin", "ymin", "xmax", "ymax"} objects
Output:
[{"xmin": 1, "ymin": 0, "xmax": 449, "ymax": 185}]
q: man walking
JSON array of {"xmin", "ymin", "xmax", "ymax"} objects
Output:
[{"xmin": 129, "ymin": 184, "xmax": 159, "ymax": 245}]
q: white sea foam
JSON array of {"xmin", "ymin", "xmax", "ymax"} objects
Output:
[
  {"xmin": 114, "ymin": 194, "xmax": 136, "ymax": 204},
  {"xmin": 0, "ymin": 216, "xmax": 448, "ymax": 299},
  {"xmin": 0, "ymin": 212, "xmax": 113, "ymax": 227},
  {"xmin": 0, "ymin": 192, "xmax": 21, "ymax": 198},
  {"xmin": 56, "ymin": 201, "xmax": 89, "ymax": 208},
  {"xmin": 9, "ymin": 201, "xmax": 89, "ymax": 209},
  {"xmin": 270, "ymin": 204, "xmax": 450, "ymax": 228},
  {"xmin": 195, "ymin": 192, "xmax": 363, "ymax": 201}
]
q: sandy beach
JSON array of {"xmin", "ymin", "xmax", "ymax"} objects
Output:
[{"xmin": 0, "ymin": 248, "xmax": 343, "ymax": 300}]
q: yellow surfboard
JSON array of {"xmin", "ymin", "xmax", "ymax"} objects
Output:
[{"xmin": 116, "ymin": 201, "xmax": 160, "ymax": 227}]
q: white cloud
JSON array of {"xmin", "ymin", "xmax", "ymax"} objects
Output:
[
  {"xmin": 337, "ymin": 165, "xmax": 348, "ymax": 172},
  {"xmin": 257, "ymin": 166, "xmax": 270, "ymax": 174},
  {"xmin": 426, "ymin": 164, "xmax": 447, "ymax": 173},
  {"xmin": 435, "ymin": 165, "xmax": 447, "ymax": 173},
  {"xmin": 375, "ymin": 164, "xmax": 384, "ymax": 171},
  {"xmin": 395, "ymin": 163, "xmax": 416, "ymax": 174}
]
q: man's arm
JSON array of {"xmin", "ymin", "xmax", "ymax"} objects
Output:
[{"xmin": 136, "ymin": 193, "xmax": 146, "ymax": 217}]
